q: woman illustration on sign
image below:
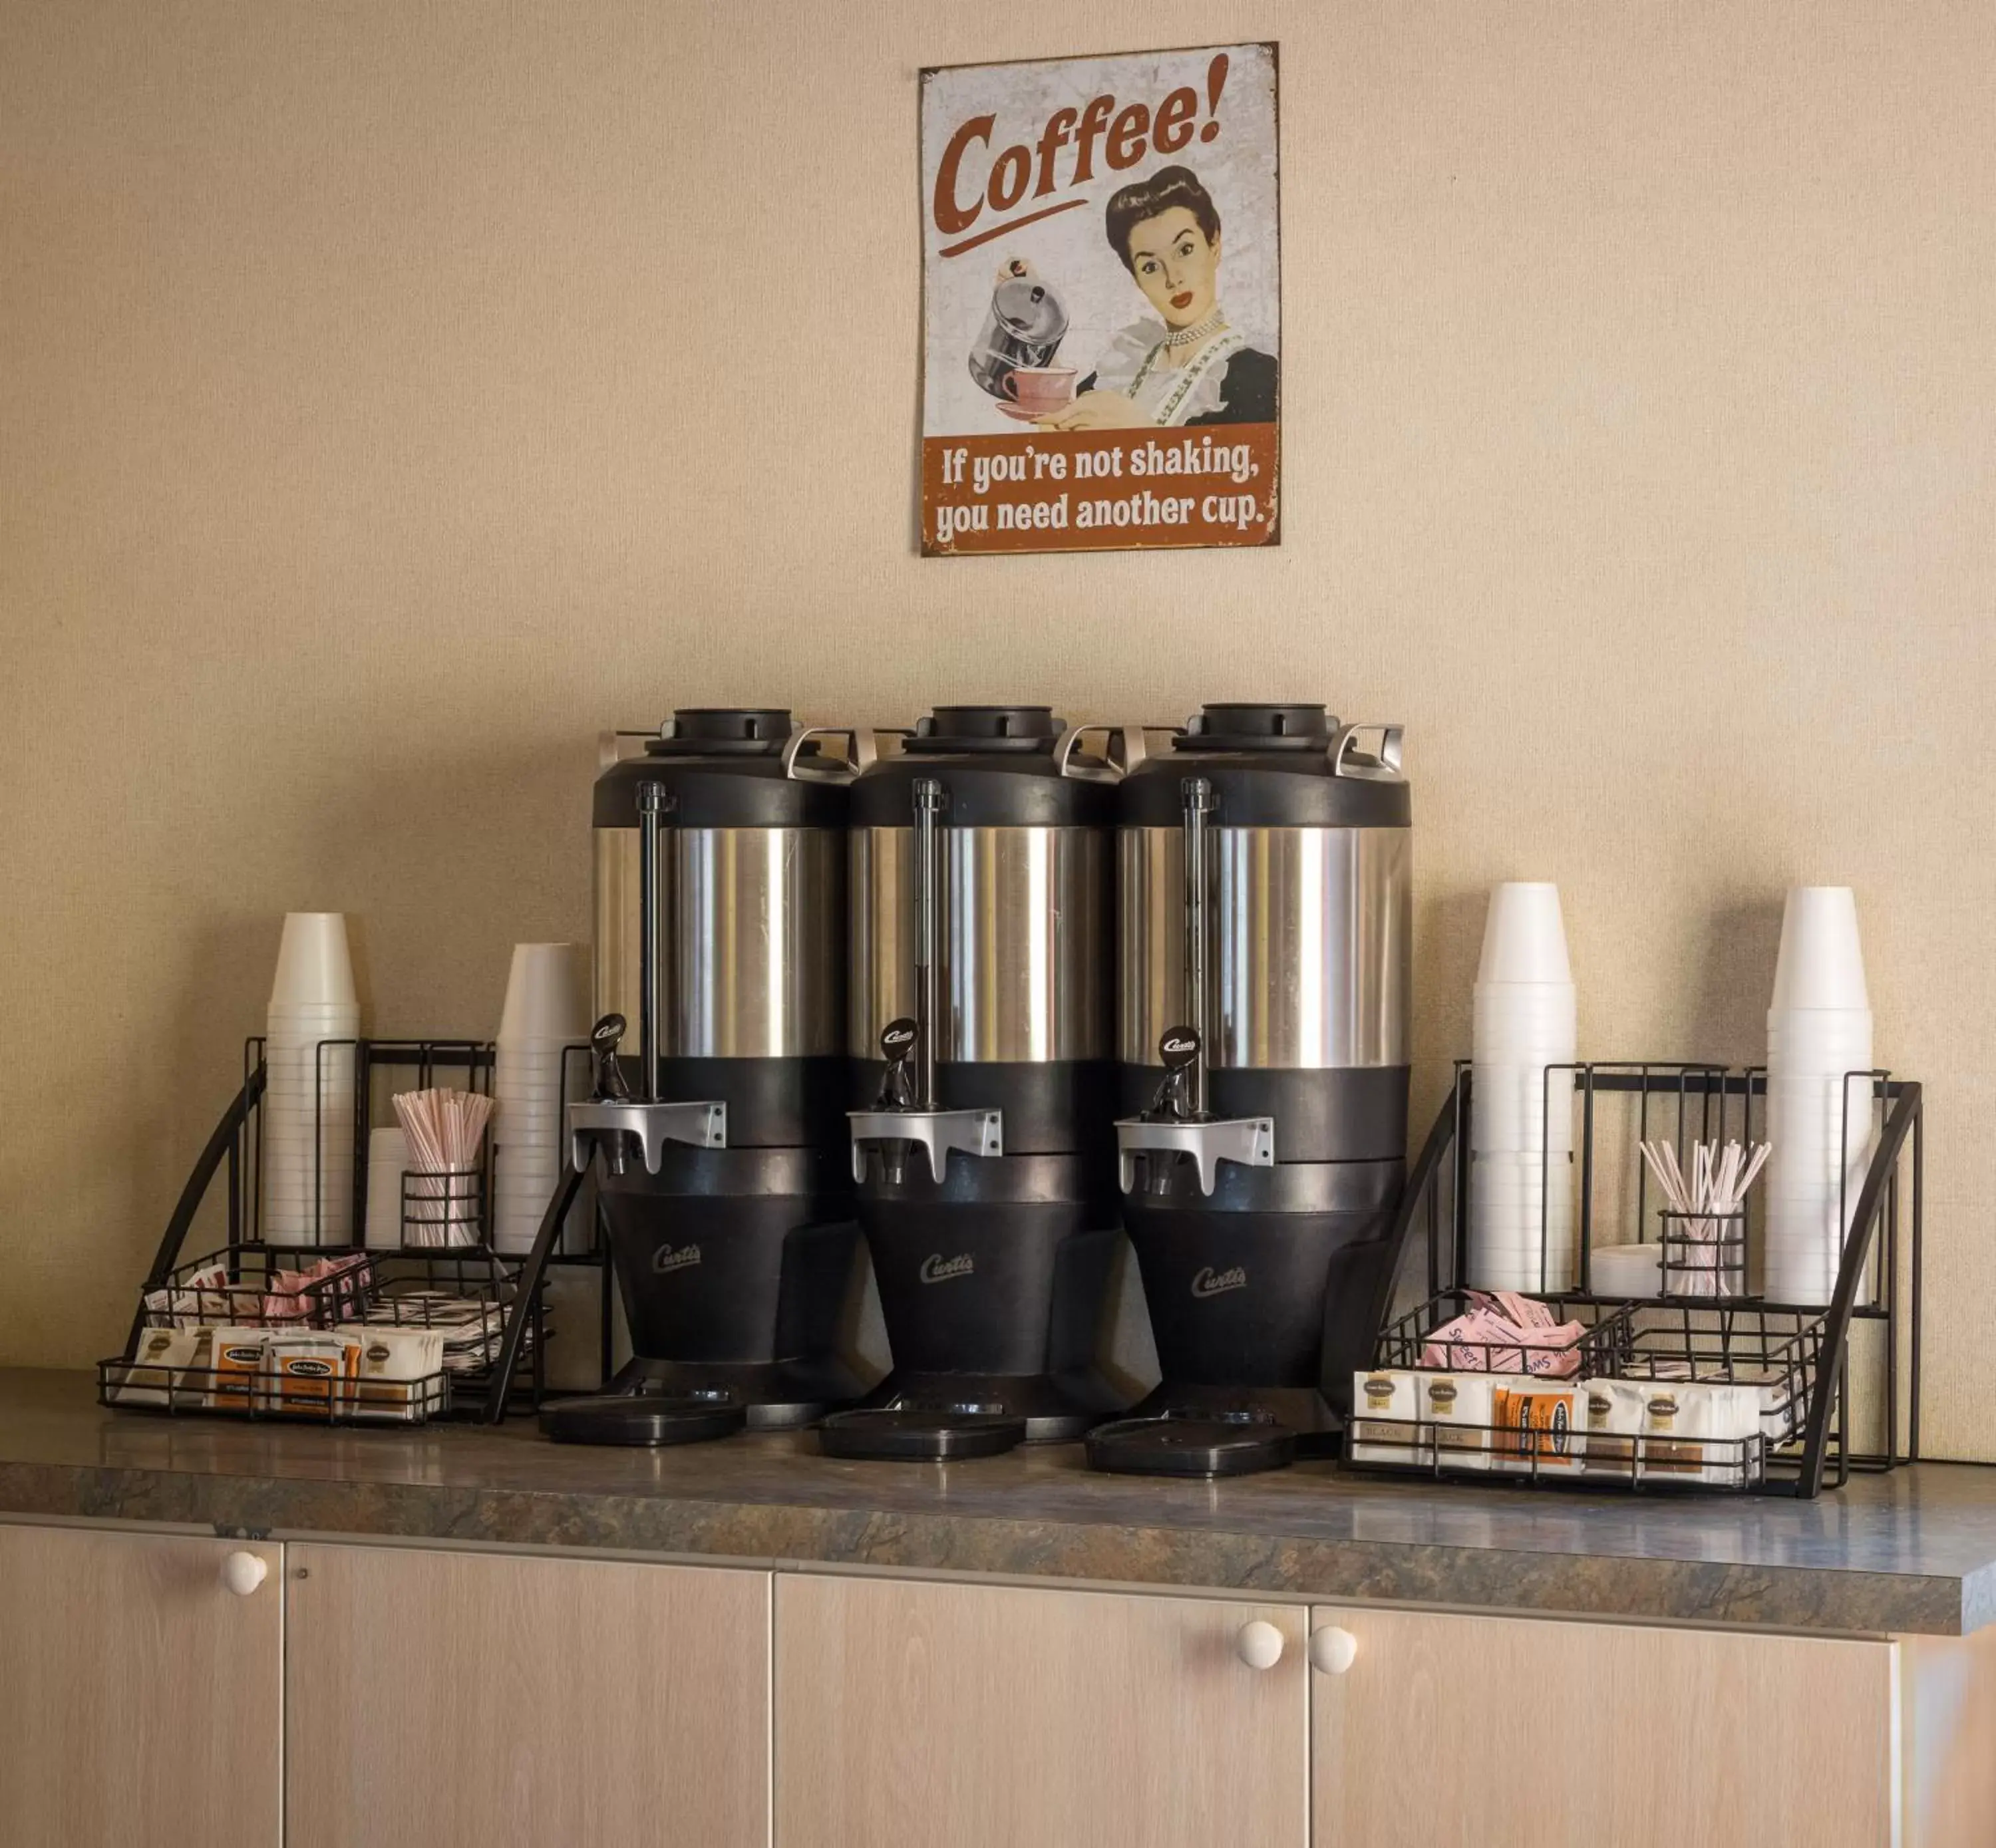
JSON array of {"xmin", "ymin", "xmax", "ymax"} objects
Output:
[{"xmin": 1035, "ymin": 164, "xmax": 1276, "ymax": 430}]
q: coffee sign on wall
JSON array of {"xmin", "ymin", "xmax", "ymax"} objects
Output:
[{"xmin": 919, "ymin": 43, "xmax": 1281, "ymax": 557}]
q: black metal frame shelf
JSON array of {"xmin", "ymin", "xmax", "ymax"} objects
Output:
[
  {"xmin": 102, "ymin": 1036, "xmax": 614, "ymax": 1425},
  {"xmin": 1355, "ymin": 1062, "xmax": 1921, "ymax": 1498}
]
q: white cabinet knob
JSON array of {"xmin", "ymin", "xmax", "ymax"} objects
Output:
[
  {"xmin": 220, "ymin": 1551, "xmax": 268, "ymax": 1597},
  {"xmin": 1235, "ymin": 1619, "xmax": 1285, "ymax": 1670},
  {"xmin": 1309, "ymin": 1625, "xmax": 1359, "ymax": 1675}
]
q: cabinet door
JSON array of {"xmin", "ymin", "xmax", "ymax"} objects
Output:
[
  {"xmin": 1309, "ymin": 1603, "xmax": 1894, "ymax": 1848},
  {"xmin": 285, "ymin": 1543, "xmax": 768, "ymax": 1848},
  {"xmin": 775, "ymin": 1573, "xmax": 1308, "ymax": 1848},
  {"xmin": 0, "ymin": 1522, "xmax": 282, "ymax": 1848}
]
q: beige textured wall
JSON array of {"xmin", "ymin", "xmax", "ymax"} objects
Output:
[{"xmin": 3, "ymin": 1, "xmax": 1991, "ymax": 1452}]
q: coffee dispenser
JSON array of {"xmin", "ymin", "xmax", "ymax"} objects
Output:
[
  {"xmin": 540, "ymin": 710, "xmax": 865, "ymax": 1445},
  {"xmin": 822, "ymin": 706, "xmax": 1128, "ymax": 1460},
  {"xmin": 1088, "ymin": 704, "xmax": 1412, "ymax": 1476}
]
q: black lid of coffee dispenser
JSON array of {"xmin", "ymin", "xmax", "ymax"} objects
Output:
[
  {"xmin": 593, "ymin": 708, "xmax": 851, "ymax": 828},
  {"xmin": 850, "ymin": 705, "xmax": 1118, "ymax": 828},
  {"xmin": 1119, "ymin": 702, "xmax": 1410, "ymax": 829}
]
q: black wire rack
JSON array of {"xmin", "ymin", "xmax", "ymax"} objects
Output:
[
  {"xmin": 1348, "ymin": 1062, "xmax": 1921, "ymax": 1497},
  {"xmin": 98, "ymin": 1036, "xmax": 615, "ymax": 1424}
]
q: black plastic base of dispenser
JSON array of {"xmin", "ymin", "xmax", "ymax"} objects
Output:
[
  {"xmin": 539, "ymin": 1386, "xmax": 748, "ymax": 1447},
  {"xmin": 818, "ymin": 1406, "xmax": 1028, "ymax": 1461},
  {"xmin": 1084, "ymin": 1409, "xmax": 1301, "ymax": 1478},
  {"xmin": 1126, "ymin": 1380, "xmax": 1342, "ymax": 1454},
  {"xmin": 850, "ymin": 1367, "xmax": 1126, "ymax": 1445},
  {"xmin": 605, "ymin": 1354, "xmax": 866, "ymax": 1431}
]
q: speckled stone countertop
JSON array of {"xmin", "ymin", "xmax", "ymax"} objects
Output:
[{"xmin": 3, "ymin": 1369, "xmax": 1993, "ymax": 1636}]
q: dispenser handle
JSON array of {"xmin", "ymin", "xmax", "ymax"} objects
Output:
[
  {"xmin": 855, "ymin": 726, "xmax": 916, "ymax": 771},
  {"xmin": 598, "ymin": 729, "xmax": 656, "ymax": 771},
  {"xmin": 782, "ymin": 726, "xmax": 861, "ymax": 784},
  {"xmin": 1053, "ymin": 722, "xmax": 1126, "ymax": 783},
  {"xmin": 1329, "ymin": 722, "xmax": 1405, "ymax": 782},
  {"xmin": 1116, "ymin": 724, "xmax": 1183, "ymax": 775}
]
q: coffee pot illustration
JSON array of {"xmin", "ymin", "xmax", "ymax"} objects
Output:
[{"xmin": 968, "ymin": 267, "xmax": 1068, "ymax": 398}]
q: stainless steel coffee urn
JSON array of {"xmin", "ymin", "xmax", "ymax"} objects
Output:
[
  {"xmin": 1088, "ymin": 704, "xmax": 1412, "ymax": 1476},
  {"xmin": 823, "ymin": 706, "xmax": 1128, "ymax": 1459},
  {"xmin": 542, "ymin": 708, "xmax": 866, "ymax": 1446}
]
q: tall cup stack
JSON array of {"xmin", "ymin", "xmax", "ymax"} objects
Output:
[
  {"xmin": 1763, "ymin": 887, "xmax": 1876, "ymax": 1304},
  {"xmin": 1468, "ymin": 883, "xmax": 1579, "ymax": 1292},
  {"xmin": 364, "ymin": 1126, "xmax": 411, "ymax": 1251},
  {"xmin": 492, "ymin": 943, "xmax": 590, "ymax": 1255},
  {"xmin": 263, "ymin": 913, "xmax": 360, "ymax": 1245}
]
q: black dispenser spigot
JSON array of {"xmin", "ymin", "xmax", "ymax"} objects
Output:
[
  {"xmin": 589, "ymin": 1012, "xmax": 633, "ymax": 1173},
  {"xmin": 1146, "ymin": 1024, "xmax": 1205, "ymax": 1122},
  {"xmin": 591, "ymin": 1013, "xmax": 633, "ymax": 1104},
  {"xmin": 877, "ymin": 1017, "xmax": 919, "ymax": 1111},
  {"xmin": 1142, "ymin": 1024, "xmax": 1208, "ymax": 1195},
  {"xmin": 873, "ymin": 1017, "xmax": 920, "ymax": 1184}
]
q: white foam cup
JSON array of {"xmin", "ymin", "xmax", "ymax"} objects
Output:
[
  {"xmin": 268, "ymin": 913, "xmax": 358, "ymax": 1008},
  {"xmin": 1589, "ymin": 1243, "xmax": 1661, "ymax": 1296},
  {"xmin": 497, "ymin": 943, "xmax": 589, "ymax": 1045},
  {"xmin": 1768, "ymin": 887, "xmax": 1869, "ymax": 1012},
  {"xmin": 1470, "ymin": 1067, "xmax": 1577, "ymax": 1151},
  {"xmin": 1475, "ymin": 883, "xmax": 1574, "ymax": 987},
  {"xmin": 1472, "ymin": 982, "xmax": 1578, "ymax": 1032},
  {"xmin": 1772, "ymin": 1014, "xmax": 1876, "ymax": 1070}
]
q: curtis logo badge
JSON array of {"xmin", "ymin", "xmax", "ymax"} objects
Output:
[
  {"xmin": 652, "ymin": 1243, "xmax": 702, "ymax": 1275},
  {"xmin": 919, "ymin": 1253, "xmax": 975, "ymax": 1284},
  {"xmin": 1192, "ymin": 1265, "xmax": 1248, "ymax": 1299}
]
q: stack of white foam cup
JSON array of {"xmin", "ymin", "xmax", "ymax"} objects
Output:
[
  {"xmin": 1468, "ymin": 883, "xmax": 1579, "ymax": 1293},
  {"xmin": 492, "ymin": 943, "xmax": 590, "ymax": 1255},
  {"xmin": 1763, "ymin": 887, "xmax": 1876, "ymax": 1304},
  {"xmin": 263, "ymin": 913, "xmax": 360, "ymax": 1246},
  {"xmin": 364, "ymin": 1126, "xmax": 411, "ymax": 1250}
]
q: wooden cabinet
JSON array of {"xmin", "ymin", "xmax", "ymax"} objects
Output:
[
  {"xmin": 1308, "ymin": 1603, "xmax": 1896, "ymax": 1848},
  {"xmin": 283, "ymin": 1542, "xmax": 768, "ymax": 1848},
  {"xmin": 0, "ymin": 1522, "xmax": 282, "ymax": 1848},
  {"xmin": 7, "ymin": 1515, "xmax": 1975, "ymax": 1848},
  {"xmin": 774, "ymin": 1572, "xmax": 1309, "ymax": 1848},
  {"xmin": 1903, "ymin": 1623, "xmax": 1996, "ymax": 1848}
]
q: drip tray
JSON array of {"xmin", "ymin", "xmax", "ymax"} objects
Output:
[
  {"xmin": 541, "ymin": 1389, "xmax": 747, "ymax": 1448},
  {"xmin": 819, "ymin": 1406, "xmax": 1028, "ymax": 1462},
  {"xmin": 1085, "ymin": 1410, "xmax": 1297, "ymax": 1478}
]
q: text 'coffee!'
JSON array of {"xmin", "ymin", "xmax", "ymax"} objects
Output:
[{"xmin": 932, "ymin": 53, "xmax": 1231, "ymax": 245}]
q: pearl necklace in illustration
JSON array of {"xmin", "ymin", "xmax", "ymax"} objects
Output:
[{"xmin": 1161, "ymin": 307, "xmax": 1227, "ymax": 349}]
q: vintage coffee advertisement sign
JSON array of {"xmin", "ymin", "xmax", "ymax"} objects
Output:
[{"xmin": 920, "ymin": 43, "xmax": 1280, "ymax": 557}]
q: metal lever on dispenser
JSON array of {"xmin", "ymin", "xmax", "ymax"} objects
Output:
[
  {"xmin": 848, "ymin": 777, "xmax": 1004, "ymax": 1187},
  {"xmin": 566, "ymin": 788, "xmax": 729, "ymax": 1176},
  {"xmin": 1115, "ymin": 1026, "xmax": 1273, "ymax": 1196}
]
